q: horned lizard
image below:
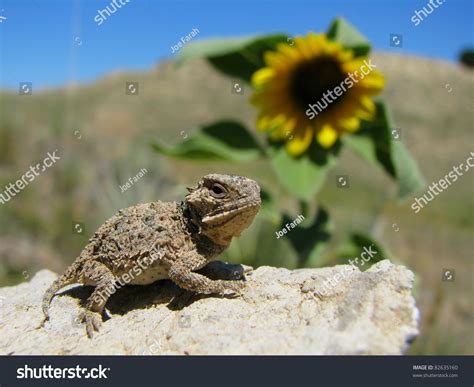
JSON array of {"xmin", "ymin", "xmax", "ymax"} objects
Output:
[{"xmin": 42, "ymin": 174, "xmax": 261, "ymax": 337}]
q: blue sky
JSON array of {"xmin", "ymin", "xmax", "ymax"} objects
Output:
[{"xmin": 0, "ymin": 0, "xmax": 472, "ymax": 89}]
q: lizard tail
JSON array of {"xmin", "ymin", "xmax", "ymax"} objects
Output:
[{"xmin": 42, "ymin": 265, "xmax": 79, "ymax": 321}]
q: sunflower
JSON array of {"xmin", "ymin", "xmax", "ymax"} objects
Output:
[{"xmin": 251, "ymin": 33, "xmax": 385, "ymax": 156}]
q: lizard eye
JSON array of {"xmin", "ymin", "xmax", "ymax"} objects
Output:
[{"xmin": 210, "ymin": 183, "xmax": 227, "ymax": 198}]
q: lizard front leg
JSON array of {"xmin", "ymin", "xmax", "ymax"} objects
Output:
[{"xmin": 168, "ymin": 252, "xmax": 245, "ymax": 295}]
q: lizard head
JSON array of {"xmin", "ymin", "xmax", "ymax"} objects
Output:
[{"xmin": 185, "ymin": 174, "xmax": 261, "ymax": 246}]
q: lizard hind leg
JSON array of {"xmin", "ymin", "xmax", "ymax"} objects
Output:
[
  {"xmin": 42, "ymin": 264, "xmax": 80, "ymax": 321},
  {"xmin": 78, "ymin": 261, "xmax": 117, "ymax": 338}
]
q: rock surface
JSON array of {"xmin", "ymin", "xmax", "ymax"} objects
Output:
[{"xmin": 0, "ymin": 260, "xmax": 419, "ymax": 355}]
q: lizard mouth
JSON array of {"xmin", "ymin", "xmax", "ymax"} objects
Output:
[{"xmin": 202, "ymin": 198, "xmax": 261, "ymax": 225}]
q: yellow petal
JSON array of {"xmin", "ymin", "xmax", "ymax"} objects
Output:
[
  {"xmin": 357, "ymin": 71, "xmax": 385, "ymax": 93},
  {"xmin": 264, "ymin": 51, "xmax": 287, "ymax": 69},
  {"xmin": 251, "ymin": 67, "xmax": 276, "ymax": 88},
  {"xmin": 338, "ymin": 116, "xmax": 360, "ymax": 132},
  {"xmin": 336, "ymin": 49, "xmax": 353, "ymax": 62},
  {"xmin": 258, "ymin": 114, "xmax": 288, "ymax": 133},
  {"xmin": 321, "ymin": 40, "xmax": 343, "ymax": 55},
  {"xmin": 355, "ymin": 109, "xmax": 375, "ymax": 121},
  {"xmin": 342, "ymin": 58, "xmax": 367, "ymax": 73},
  {"xmin": 282, "ymin": 117, "xmax": 297, "ymax": 135},
  {"xmin": 316, "ymin": 124, "xmax": 338, "ymax": 148},
  {"xmin": 276, "ymin": 43, "xmax": 301, "ymax": 61},
  {"xmin": 269, "ymin": 127, "xmax": 287, "ymax": 140},
  {"xmin": 285, "ymin": 127, "xmax": 313, "ymax": 156},
  {"xmin": 256, "ymin": 115, "xmax": 272, "ymax": 132},
  {"xmin": 294, "ymin": 36, "xmax": 313, "ymax": 58},
  {"xmin": 305, "ymin": 33, "xmax": 325, "ymax": 55},
  {"xmin": 267, "ymin": 116, "xmax": 296, "ymax": 140},
  {"xmin": 359, "ymin": 96, "xmax": 376, "ymax": 116}
]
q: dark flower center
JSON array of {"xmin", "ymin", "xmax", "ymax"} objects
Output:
[{"xmin": 289, "ymin": 56, "xmax": 347, "ymax": 111}]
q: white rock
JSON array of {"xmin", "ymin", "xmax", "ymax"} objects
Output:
[{"xmin": 0, "ymin": 260, "xmax": 419, "ymax": 355}]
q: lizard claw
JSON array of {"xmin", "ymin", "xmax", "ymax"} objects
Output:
[
  {"xmin": 79, "ymin": 311, "xmax": 102, "ymax": 338},
  {"xmin": 222, "ymin": 280, "xmax": 246, "ymax": 297}
]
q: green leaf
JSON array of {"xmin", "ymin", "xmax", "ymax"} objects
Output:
[
  {"xmin": 391, "ymin": 141, "xmax": 426, "ymax": 200},
  {"xmin": 151, "ymin": 120, "xmax": 263, "ymax": 162},
  {"xmin": 332, "ymin": 232, "xmax": 392, "ymax": 271},
  {"xmin": 282, "ymin": 207, "xmax": 333, "ymax": 268},
  {"xmin": 342, "ymin": 101, "xmax": 425, "ymax": 200},
  {"xmin": 269, "ymin": 143, "xmax": 338, "ymax": 201},
  {"xmin": 327, "ymin": 17, "xmax": 371, "ymax": 57},
  {"xmin": 177, "ymin": 34, "xmax": 289, "ymax": 82}
]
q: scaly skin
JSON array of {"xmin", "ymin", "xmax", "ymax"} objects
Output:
[{"xmin": 42, "ymin": 174, "xmax": 261, "ymax": 338}]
